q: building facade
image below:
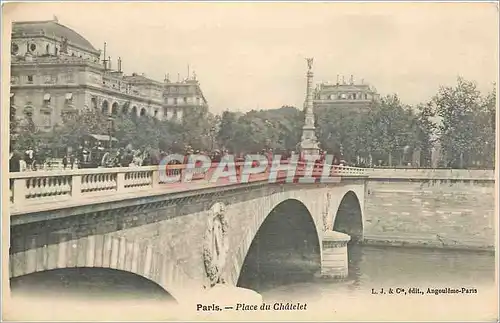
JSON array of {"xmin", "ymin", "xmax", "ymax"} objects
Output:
[
  {"xmin": 9, "ymin": 19, "xmax": 208, "ymax": 131},
  {"xmin": 312, "ymin": 75, "xmax": 380, "ymax": 111}
]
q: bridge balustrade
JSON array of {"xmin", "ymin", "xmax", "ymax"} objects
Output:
[{"xmin": 8, "ymin": 161, "xmax": 366, "ymax": 211}]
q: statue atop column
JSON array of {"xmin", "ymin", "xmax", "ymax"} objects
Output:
[
  {"xmin": 307, "ymin": 57, "xmax": 313, "ymax": 70},
  {"xmin": 299, "ymin": 57, "xmax": 320, "ymax": 155}
]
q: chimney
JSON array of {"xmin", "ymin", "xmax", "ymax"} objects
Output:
[
  {"xmin": 342, "ymin": 75, "xmax": 345, "ymax": 84},
  {"xmin": 336, "ymin": 74, "xmax": 340, "ymax": 85},
  {"xmin": 118, "ymin": 57, "xmax": 122, "ymax": 72},
  {"xmin": 350, "ymin": 75, "xmax": 354, "ymax": 84}
]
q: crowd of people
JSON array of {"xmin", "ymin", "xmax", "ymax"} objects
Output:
[{"xmin": 9, "ymin": 140, "xmax": 350, "ymax": 173}]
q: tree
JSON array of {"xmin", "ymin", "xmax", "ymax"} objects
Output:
[
  {"xmin": 13, "ymin": 113, "xmax": 41, "ymax": 152},
  {"xmin": 413, "ymin": 102, "xmax": 437, "ymax": 167},
  {"xmin": 216, "ymin": 106, "xmax": 304, "ymax": 154},
  {"xmin": 9, "ymin": 101, "xmax": 18, "ymax": 149},
  {"xmin": 47, "ymin": 109, "xmax": 109, "ymax": 150},
  {"xmin": 217, "ymin": 110, "xmax": 241, "ymax": 150},
  {"xmin": 431, "ymin": 77, "xmax": 482, "ymax": 168},
  {"xmin": 473, "ymin": 84, "xmax": 496, "ymax": 168},
  {"xmin": 179, "ymin": 105, "xmax": 216, "ymax": 151}
]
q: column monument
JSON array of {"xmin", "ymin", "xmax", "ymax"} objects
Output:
[{"xmin": 299, "ymin": 58, "xmax": 320, "ymax": 155}]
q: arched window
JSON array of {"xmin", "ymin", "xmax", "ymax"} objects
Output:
[
  {"xmin": 91, "ymin": 97, "xmax": 97, "ymax": 110},
  {"xmin": 102, "ymin": 100, "xmax": 109, "ymax": 115},
  {"xmin": 43, "ymin": 93, "xmax": 51, "ymax": 105},
  {"xmin": 140, "ymin": 108, "xmax": 146, "ymax": 117},
  {"xmin": 111, "ymin": 102, "xmax": 119, "ymax": 115}
]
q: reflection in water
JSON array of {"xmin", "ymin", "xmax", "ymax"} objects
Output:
[
  {"xmin": 260, "ymin": 244, "xmax": 495, "ymax": 302},
  {"xmin": 9, "ymin": 246, "xmax": 495, "ymax": 304}
]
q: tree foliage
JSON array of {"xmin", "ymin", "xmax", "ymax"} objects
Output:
[
  {"xmin": 10, "ymin": 77, "xmax": 494, "ymax": 169},
  {"xmin": 430, "ymin": 77, "xmax": 495, "ymax": 168}
]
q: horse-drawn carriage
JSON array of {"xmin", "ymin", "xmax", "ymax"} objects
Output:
[{"xmin": 78, "ymin": 134, "xmax": 119, "ymax": 169}]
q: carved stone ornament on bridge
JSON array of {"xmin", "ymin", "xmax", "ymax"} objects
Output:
[
  {"xmin": 203, "ymin": 202, "xmax": 229, "ymax": 287},
  {"xmin": 323, "ymin": 193, "xmax": 331, "ymax": 232}
]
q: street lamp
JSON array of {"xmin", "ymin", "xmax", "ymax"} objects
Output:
[{"xmin": 107, "ymin": 116, "xmax": 114, "ymax": 150}]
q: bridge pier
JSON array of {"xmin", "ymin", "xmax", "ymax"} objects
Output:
[{"xmin": 321, "ymin": 231, "xmax": 351, "ymax": 279}]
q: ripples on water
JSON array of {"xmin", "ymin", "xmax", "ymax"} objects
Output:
[
  {"xmin": 260, "ymin": 245, "xmax": 496, "ymax": 302},
  {"xmin": 10, "ymin": 245, "xmax": 496, "ymax": 304}
]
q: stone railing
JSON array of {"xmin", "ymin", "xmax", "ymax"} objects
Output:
[{"xmin": 8, "ymin": 162, "xmax": 366, "ymax": 211}]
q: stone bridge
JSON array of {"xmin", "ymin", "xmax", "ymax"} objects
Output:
[{"xmin": 8, "ymin": 162, "xmax": 367, "ymax": 302}]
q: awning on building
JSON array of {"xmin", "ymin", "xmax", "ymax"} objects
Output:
[
  {"xmin": 43, "ymin": 93, "xmax": 51, "ymax": 101},
  {"xmin": 65, "ymin": 93, "xmax": 73, "ymax": 100},
  {"xmin": 85, "ymin": 134, "xmax": 118, "ymax": 142}
]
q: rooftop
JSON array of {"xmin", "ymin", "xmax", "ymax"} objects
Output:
[{"xmin": 12, "ymin": 19, "xmax": 98, "ymax": 53}]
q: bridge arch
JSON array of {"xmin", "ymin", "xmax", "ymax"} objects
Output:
[
  {"xmin": 332, "ymin": 190, "xmax": 364, "ymax": 243},
  {"xmin": 234, "ymin": 198, "xmax": 322, "ymax": 292},
  {"xmin": 9, "ymin": 234, "xmax": 185, "ymax": 302},
  {"xmin": 10, "ymin": 267, "xmax": 177, "ymax": 303}
]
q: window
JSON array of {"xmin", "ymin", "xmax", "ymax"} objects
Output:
[
  {"xmin": 364, "ymin": 94, "xmax": 368, "ymax": 100},
  {"xmin": 29, "ymin": 43, "xmax": 37, "ymax": 52},
  {"xmin": 11, "ymin": 43, "xmax": 19, "ymax": 55},
  {"xmin": 27, "ymin": 75, "xmax": 34, "ymax": 84},
  {"xmin": 154, "ymin": 110, "xmax": 158, "ymax": 117},
  {"xmin": 174, "ymin": 98, "xmax": 178, "ymax": 105},
  {"xmin": 42, "ymin": 111, "xmax": 51, "ymax": 127},
  {"xmin": 183, "ymin": 97, "xmax": 187, "ymax": 104},
  {"xmin": 352, "ymin": 93, "xmax": 357, "ymax": 100},
  {"xmin": 196, "ymin": 97, "xmax": 201, "ymax": 105}
]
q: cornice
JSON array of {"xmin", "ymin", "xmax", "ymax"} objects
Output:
[{"xmin": 11, "ymin": 33, "xmax": 100, "ymax": 55}]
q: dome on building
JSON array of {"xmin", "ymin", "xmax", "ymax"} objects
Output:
[{"xmin": 12, "ymin": 19, "xmax": 98, "ymax": 53}]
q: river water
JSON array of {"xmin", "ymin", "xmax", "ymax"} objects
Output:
[
  {"xmin": 259, "ymin": 245, "xmax": 495, "ymax": 301},
  {"xmin": 9, "ymin": 245, "xmax": 497, "ymax": 321}
]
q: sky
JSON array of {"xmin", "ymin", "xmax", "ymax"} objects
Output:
[{"xmin": 3, "ymin": 2, "xmax": 498, "ymax": 114}]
